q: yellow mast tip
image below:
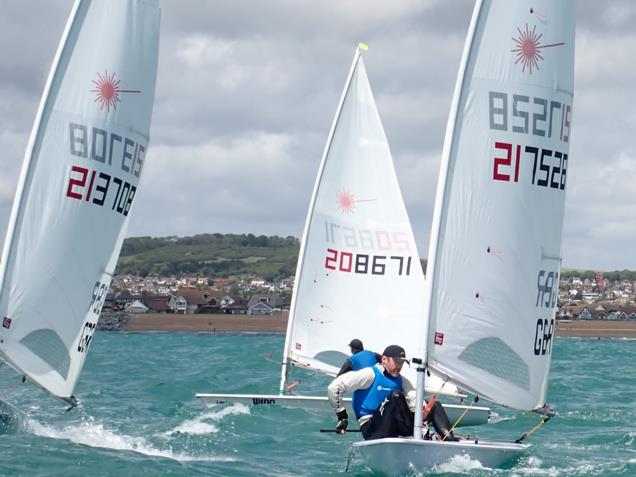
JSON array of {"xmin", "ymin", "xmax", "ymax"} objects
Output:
[{"xmin": 358, "ymin": 42, "xmax": 368, "ymax": 51}]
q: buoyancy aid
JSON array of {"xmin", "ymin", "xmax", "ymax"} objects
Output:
[
  {"xmin": 352, "ymin": 365, "xmax": 403, "ymax": 419},
  {"xmin": 349, "ymin": 350, "xmax": 378, "ymax": 370}
]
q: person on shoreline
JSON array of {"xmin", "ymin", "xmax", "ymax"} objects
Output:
[
  {"xmin": 336, "ymin": 339, "xmax": 380, "ymax": 377},
  {"xmin": 328, "ymin": 344, "xmax": 459, "ymax": 441}
]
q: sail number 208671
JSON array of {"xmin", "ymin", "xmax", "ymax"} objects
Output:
[{"xmin": 325, "ymin": 248, "xmax": 412, "ymax": 276}]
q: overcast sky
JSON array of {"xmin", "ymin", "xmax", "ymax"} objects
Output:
[{"xmin": 1, "ymin": 1, "xmax": 635, "ymax": 272}]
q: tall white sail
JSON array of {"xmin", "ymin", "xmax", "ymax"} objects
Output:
[
  {"xmin": 279, "ymin": 48, "xmax": 439, "ymax": 391},
  {"xmin": 0, "ymin": 0, "xmax": 160, "ymax": 400},
  {"xmin": 425, "ymin": 0, "xmax": 575, "ymax": 411}
]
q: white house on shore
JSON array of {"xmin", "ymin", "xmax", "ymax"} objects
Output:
[{"xmin": 125, "ymin": 300, "xmax": 149, "ymax": 314}]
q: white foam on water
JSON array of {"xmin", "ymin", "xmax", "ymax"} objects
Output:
[
  {"xmin": 164, "ymin": 403, "xmax": 251, "ymax": 437},
  {"xmin": 488, "ymin": 411, "xmax": 503, "ymax": 424},
  {"xmin": 167, "ymin": 419, "xmax": 219, "ymax": 436},
  {"xmin": 432, "ymin": 454, "xmax": 487, "ymax": 473},
  {"xmin": 25, "ymin": 418, "xmax": 235, "ymax": 463},
  {"xmin": 414, "ymin": 453, "xmax": 605, "ymax": 477},
  {"xmin": 510, "ymin": 462, "xmax": 598, "ymax": 476},
  {"xmin": 493, "ymin": 414, "xmax": 517, "ymax": 423}
]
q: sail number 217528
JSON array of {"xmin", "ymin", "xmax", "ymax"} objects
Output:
[{"xmin": 488, "ymin": 91, "xmax": 571, "ymax": 191}]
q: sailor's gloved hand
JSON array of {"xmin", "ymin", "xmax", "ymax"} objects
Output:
[{"xmin": 335, "ymin": 409, "xmax": 348, "ymax": 435}]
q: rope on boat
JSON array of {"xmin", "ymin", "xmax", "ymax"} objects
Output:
[
  {"xmin": 284, "ymin": 380, "xmax": 301, "ymax": 395},
  {"xmin": 423, "ymin": 373, "xmax": 448, "ymax": 419},
  {"xmin": 442, "ymin": 395, "xmax": 479, "ymax": 442},
  {"xmin": 263, "ymin": 353, "xmax": 281, "ymax": 365},
  {"xmin": 423, "ymin": 394, "xmax": 438, "ymax": 418},
  {"xmin": 515, "ymin": 415, "xmax": 551, "ymax": 443}
]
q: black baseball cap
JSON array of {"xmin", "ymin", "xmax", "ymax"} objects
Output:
[
  {"xmin": 382, "ymin": 344, "xmax": 408, "ymax": 363},
  {"xmin": 348, "ymin": 339, "xmax": 363, "ymax": 350}
]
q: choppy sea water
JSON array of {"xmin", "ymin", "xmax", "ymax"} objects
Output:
[{"xmin": 0, "ymin": 332, "xmax": 634, "ymax": 476}]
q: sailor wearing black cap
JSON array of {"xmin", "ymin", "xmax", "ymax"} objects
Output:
[
  {"xmin": 328, "ymin": 344, "xmax": 458, "ymax": 441},
  {"xmin": 336, "ymin": 339, "xmax": 381, "ymax": 377}
]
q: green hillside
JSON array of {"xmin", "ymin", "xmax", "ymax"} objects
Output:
[
  {"xmin": 115, "ymin": 233, "xmax": 636, "ymax": 283},
  {"xmin": 116, "ymin": 233, "xmax": 299, "ymax": 281},
  {"xmin": 560, "ymin": 268, "xmax": 636, "ymax": 281}
]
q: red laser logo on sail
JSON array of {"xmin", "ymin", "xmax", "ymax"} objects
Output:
[
  {"xmin": 336, "ymin": 189, "xmax": 376, "ymax": 215},
  {"xmin": 337, "ymin": 190, "xmax": 356, "ymax": 214},
  {"xmin": 91, "ymin": 71, "xmax": 141, "ymax": 111},
  {"xmin": 511, "ymin": 24, "xmax": 564, "ymax": 74}
]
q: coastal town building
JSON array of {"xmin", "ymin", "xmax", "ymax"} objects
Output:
[
  {"xmin": 125, "ymin": 300, "xmax": 149, "ymax": 314},
  {"xmin": 101, "ymin": 272, "xmax": 635, "ymax": 320}
]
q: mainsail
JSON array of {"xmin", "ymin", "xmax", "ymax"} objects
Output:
[
  {"xmin": 0, "ymin": 0, "xmax": 160, "ymax": 400},
  {"xmin": 424, "ymin": 0, "xmax": 575, "ymax": 411},
  {"xmin": 279, "ymin": 47, "xmax": 451, "ymax": 393}
]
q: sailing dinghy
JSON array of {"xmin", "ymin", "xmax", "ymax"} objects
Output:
[
  {"xmin": 353, "ymin": 0, "xmax": 575, "ymax": 472},
  {"xmin": 197, "ymin": 45, "xmax": 492, "ymax": 428},
  {"xmin": 0, "ymin": 0, "xmax": 160, "ymax": 407}
]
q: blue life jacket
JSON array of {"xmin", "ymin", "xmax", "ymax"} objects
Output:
[
  {"xmin": 349, "ymin": 350, "xmax": 378, "ymax": 371},
  {"xmin": 352, "ymin": 365, "xmax": 403, "ymax": 419}
]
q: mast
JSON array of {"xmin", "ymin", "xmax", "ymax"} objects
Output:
[
  {"xmin": 278, "ymin": 44, "xmax": 365, "ymax": 394},
  {"xmin": 417, "ymin": 0, "xmax": 575, "ymax": 412},
  {"xmin": 0, "ymin": 0, "xmax": 81, "ymax": 318},
  {"xmin": 0, "ymin": 0, "xmax": 160, "ymax": 400},
  {"xmin": 0, "ymin": 0, "xmax": 83, "ymax": 376},
  {"xmin": 413, "ymin": 0, "xmax": 485, "ymax": 439}
]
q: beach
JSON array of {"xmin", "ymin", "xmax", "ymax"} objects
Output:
[
  {"xmin": 124, "ymin": 313, "xmax": 288, "ymax": 333},
  {"xmin": 120, "ymin": 313, "xmax": 636, "ymax": 338},
  {"xmin": 554, "ymin": 319, "xmax": 636, "ymax": 338}
]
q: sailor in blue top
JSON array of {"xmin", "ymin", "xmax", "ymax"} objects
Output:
[
  {"xmin": 328, "ymin": 344, "xmax": 458, "ymax": 441},
  {"xmin": 336, "ymin": 339, "xmax": 380, "ymax": 377}
]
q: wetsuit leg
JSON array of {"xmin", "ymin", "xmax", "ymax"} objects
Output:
[
  {"xmin": 426, "ymin": 401, "xmax": 459, "ymax": 441},
  {"xmin": 360, "ymin": 391, "xmax": 414, "ymax": 440}
]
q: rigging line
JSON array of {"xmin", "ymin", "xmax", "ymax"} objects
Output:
[
  {"xmin": 320, "ymin": 429, "xmax": 362, "ymax": 433},
  {"xmin": 0, "ymin": 372, "xmax": 34, "ymax": 412},
  {"xmin": 0, "ymin": 393, "xmax": 28, "ymax": 421},
  {"xmin": 442, "ymin": 395, "xmax": 479, "ymax": 442},
  {"xmin": 46, "ymin": 398, "xmax": 85, "ymax": 424},
  {"xmin": 514, "ymin": 415, "xmax": 551, "ymax": 443},
  {"xmin": 263, "ymin": 353, "xmax": 282, "ymax": 365},
  {"xmin": 2, "ymin": 374, "xmax": 24, "ymax": 399},
  {"xmin": 344, "ymin": 446, "xmax": 356, "ymax": 472},
  {"xmin": 422, "ymin": 374, "xmax": 447, "ymax": 418}
]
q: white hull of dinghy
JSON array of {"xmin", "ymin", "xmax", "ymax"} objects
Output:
[
  {"xmin": 352, "ymin": 437, "xmax": 528, "ymax": 474},
  {"xmin": 196, "ymin": 393, "xmax": 492, "ymax": 427}
]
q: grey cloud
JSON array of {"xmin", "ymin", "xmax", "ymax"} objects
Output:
[{"xmin": 1, "ymin": 1, "xmax": 636, "ymax": 272}]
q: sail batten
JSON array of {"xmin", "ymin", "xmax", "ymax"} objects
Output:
[
  {"xmin": 0, "ymin": 0, "xmax": 160, "ymax": 399},
  {"xmin": 424, "ymin": 0, "xmax": 575, "ymax": 411}
]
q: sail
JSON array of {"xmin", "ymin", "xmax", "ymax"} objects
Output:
[
  {"xmin": 0, "ymin": 0, "xmax": 160, "ymax": 399},
  {"xmin": 425, "ymin": 0, "xmax": 575, "ymax": 411},
  {"xmin": 279, "ymin": 49, "xmax": 439, "ymax": 391}
]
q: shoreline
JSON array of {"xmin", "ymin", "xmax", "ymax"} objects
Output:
[
  {"xmin": 122, "ymin": 313, "xmax": 288, "ymax": 333},
  {"xmin": 114, "ymin": 313, "xmax": 636, "ymax": 338}
]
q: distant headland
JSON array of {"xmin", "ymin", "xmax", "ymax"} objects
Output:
[{"xmin": 95, "ymin": 233, "xmax": 636, "ymax": 339}]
